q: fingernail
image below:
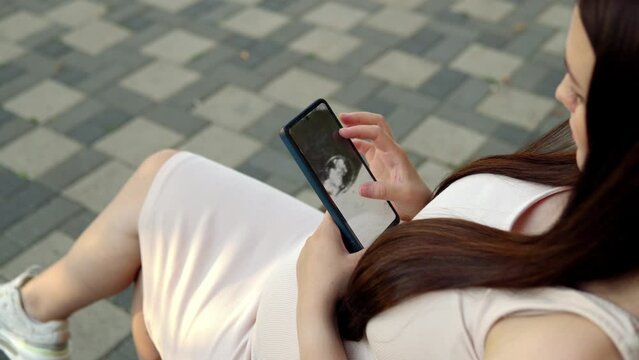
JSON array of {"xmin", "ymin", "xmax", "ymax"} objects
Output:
[{"xmin": 359, "ymin": 183, "xmax": 369, "ymax": 196}]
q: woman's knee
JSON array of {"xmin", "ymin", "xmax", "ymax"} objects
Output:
[{"xmin": 136, "ymin": 149, "xmax": 180, "ymax": 180}]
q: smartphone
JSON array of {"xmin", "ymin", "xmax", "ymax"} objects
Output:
[{"xmin": 280, "ymin": 99, "xmax": 400, "ymax": 253}]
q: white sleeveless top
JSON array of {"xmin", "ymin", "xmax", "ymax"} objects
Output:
[{"xmin": 252, "ymin": 173, "xmax": 639, "ymax": 359}]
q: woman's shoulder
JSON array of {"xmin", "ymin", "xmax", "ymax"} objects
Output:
[{"xmin": 484, "ymin": 312, "xmax": 623, "ymax": 360}]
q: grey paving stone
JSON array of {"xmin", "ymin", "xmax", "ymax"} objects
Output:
[
  {"xmin": 4, "ymin": 79, "xmax": 85, "ymax": 124},
  {"xmin": 143, "ymin": 104, "xmax": 209, "ymax": 137},
  {"xmin": 254, "ymin": 49, "xmax": 305, "ymax": 80},
  {"xmin": 423, "ymin": 35, "xmax": 470, "ymax": 63},
  {"xmin": 0, "ymin": 181, "xmax": 55, "ymax": 232},
  {"xmin": 2, "ymin": 196, "xmax": 81, "ymax": 251},
  {"xmin": 385, "ymin": 105, "xmax": 431, "ymax": 141},
  {"xmin": 97, "ymin": 86, "xmax": 153, "ymax": 116},
  {"xmin": 281, "ymin": 0, "xmax": 329, "ymax": 17},
  {"xmin": 0, "ymin": 10, "xmax": 50, "ymax": 41},
  {"xmin": 357, "ymin": 95, "xmax": 398, "ymax": 118},
  {"xmin": 376, "ymin": 85, "xmax": 440, "ymax": 113},
  {"xmin": 33, "ymin": 39, "xmax": 72, "ymax": 58},
  {"xmin": 0, "ymin": 166, "xmax": 27, "ymax": 198},
  {"xmin": 350, "ymin": 25, "xmax": 402, "ymax": 49},
  {"xmin": 533, "ymin": 68, "xmax": 564, "ymax": 99},
  {"xmin": 444, "ymin": 77, "xmax": 491, "ymax": 110},
  {"xmin": 492, "ymin": 122, "xmax": 534, "ymax": 148},
  {"xmin": 0, "ymin": 73, "xmax": 41, "ymax": 103},
  {"xmin": 66, "ymin": 108, "xmax": 132, "ymax": 145},
  {"xmin": 117, "ymin": 9, "xmax": 156, "ymax": 31},
  {"xmin": 0, "ymin": 108, "xmax": 13, "ymax": 125},
  {"xmin": 37, "ymin": 148, "xmax": 109, "ymax": 191},
  {"xmin": 0, "ymin": 118, "xmax": 34, "ymax": 148},
  {"xmin": 262, "ymin": 0, "xmax": 296, "ymax": 12},
  {"xmin": 245, "ymin": 104, "xmax": 298, "ymax": 143},
  {"xmin": 398, "ymin": 28, "xmax": 443, "ymax": 55},
  {"xmin": 200, "ymin": 2, "xmax": 244, "ymax": 23},
  {"xmin": 300, "ymin": 58, "xmax": 360, "ymax": 83},
  {"xmin": 331, "ymin": 75, "xmax": 383, "ymax": 106},
  {"xmin": 510, "ymin": 62, "xmax": 551, "ymax": 92},
  {"xmin": 102, "ymin": 336, "xmax": 138, "ymax": 360},
  {"xmin": 225, "ymin": 33, "xmax": 259, "ymax": 51},
  {"xmin": 504, "ymin": 24, "xmax": 554, "ymax": 58},
  {"xmin": 436, "ymin": 104, "xmax": 501, "ymax": 136},
  {"xmin": 476, "ymin": 31, "xmax": 511, "ymax": 49},
  {"xmin": 472, "ymin": 137, "xmax": 520, "ymax": 161},
  {"xmin": 531, "ymin": 51, "xmax": 565, "ymax": 71},
  {"xmin": 58, "ymin": 209, "xmax": 97, "ymax": 240},
  {"xmin": 12, "ymin": 52, "xmax": 58, "ymax": 79},
  {"xmin": 109, "ymin": 283, "xmax": 134, "ymax": 312},
  {"xmin": 246, "ymin": 146, "xmax": 301, "ymax": 181},
  {"xmin": 418, "ymin": 68, "xmax": 467, "ymax": 99},
  {"xmin": 0, "ymin": 63, "xmax": 24, "ymax": 84},
  {"xmin": 0, "ymin": 240, "xmax": 23, "ymax": 268},
  {"xmin": 179, "ymin": 0, "xmax": 224, "ymax": 19},
  {"xmin": 52, "ymin": 64, "xmax": 88, "ymax": 86},
  {"xmin": 187, "ymin": 44, "xmax": 237, "ymax": 73},
  {"xmin": 268, "ymin": 20, "xmax": 313, "ymax": 46},
  {"xmin": 237, "ymin": 40, "xmax": 285, "ymax": 69},
  {"xmin": 236, "ymin": 163, "xmax": 271, "ymax": 182},
  {"xmin": 265, "ymin": 173, "xmax": 306, "ymax": 195},
  {"xmin": 47, "ymin": 99, "xmax": 106, "ymax": 133}
]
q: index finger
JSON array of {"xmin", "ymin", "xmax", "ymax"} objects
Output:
[{"xmin": 339, "ymin": 112, "xmax": 393, "ymax": 135}]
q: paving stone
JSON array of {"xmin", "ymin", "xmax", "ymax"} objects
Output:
[
  {"xmin": 52, "ymin": 63, "xmax": 88, "ymax": 86},
  {"xmin": 247, "ymin": 146, "xmax": 302, "ymax": 181},
  {"xmin": 350, "ymin": 25, "xmax": 402, "ymax": 49},
  {"xmin": 436, "ymin": 103, "xmax": 500, "ymax": 136},
  {"xmin": 533, "ymin": 68, "xmax": 564, "ymax": 99},
  {"xmin": 510, "ymin": 61, "xmax": 551, "ymax": 92},
  {"xmin": 418, "ymin": 68, "xmax": 467, "ymax": 99},
  {"xmin": 0, "ymin": 233, "xmax": 131, "ymax": 360},
  {"xmin": 47, "ymin": 98, "xmax": 105, "ymax": 133},
  {"xmin": 245, "ymin": 104, "xmax": 298, "ymax": 142},
  {"xmin": 66, "ymin": 107, "xmax": 132, "ymax": 144},
  {"xmin": 120, "ymin": 61, "xmax": 199, "ymax": 102},
  {"xmin": 221, "ymin": 7, "xmax": 289, "ymax": 39},
  {"xmin": 376, "ymin": 85, "xmax": 439, "ymax": 113},
  {"xmin": 140, "ymin": 0, "xmax": 198, "ymax": 13},
  {"xmin": 450, "ymin": 44, "xmax": 523, "ymax": 82},
  {"xmin": 477, "ymin": 86, "xmax": 556, "ymax": 131},
  {"xmin": 299, "ymin": 57, "xmax": 360, "ymax": 83},
  {"xmin": 261, "ymin": 67, "xmax": 341, "ymax": 109},
  {"xmin": 34, "ymin": 39, "xmax": 72, "ymax": 58},
  {"xmin": 102, "ymin": 337, "xmax": 138, "ymax": 360},
  {"xmin": 143, "ymin": 104, "xmax": 209, "ymax": 136},
  {"xmin": 265, "ymin": 173, "xmax": 306, "ymax": 195},
  {"xmin": 1, "ymin": 197, "xmax": 81, "ymax": 249},
  {"xmin": 236, "ymin": 40, "xmax": 285, "ymax": 69},
  {"xmin": 398, "ymin": 28, "xmax": 443, "ymax": 55},
  {"xmin": 384, "ymin": 105, "xmax": 431, "ymax": 141},
  {"xmin": 46, "ymin": 0, "xmax": 107, "ymax": 27},
  {"xmin": 95, "ymin": 117, "xmax": 184, "ymax": 166},
  {"xmin": 142, "ymin": 29, "xmax": 216, "ymax": 64},
  {"xmin": 0, "ymin": 63, "xmax": 24, "ymax": 84},
  {"xmin": 0, "ymin": 40, "xmax": 25, "ymax": 66},
  {"xmin": 236, "ymin": 163, "xmax": 271, "ymax": 182},
  {"xmin": 193, "ymin": 84, "xmax": 274, "ymax": 131},
  {"xmin": 63, "ymin": 160, "xmax": 134, "ymax": 213},
  {"xmin": 13, "ymin": 51, "xmax": 58, "ymax": 79},
  {"xmin": 180, "ymin": 125, "xmax": 262, "ymax": 168},
  {"xmin": 109, "ymin": 283, "xmax": 134, "ymax": 312},
  {"xmin": 58, "ymin": 209, "xmax": 97, "ymax": 239},
  {"xmin": 290, "ymin": 28, "xmax": 361, "ymax": 63},
  {"xmin": 187, "ymin": 44, "xmax": 237, "ymax": 73},
  {"xmin": 536, "ymin": 3, "xmax": 572, "ymax": 30},
  {"xmin": 476, "ymin": 31, "xmax": 511, "ymax": 50},
  {"xmin": 62, "ymin": 20, "xmax": 131, "ymax": 55},
  {"xmin": 357, "ymin": 95, "xmax": 397, "ymax": 118},
  {"xmin": 302, "ymin": 2, "xmax": 368, "ymax": 31},
  {"xmin": 117, "ymin": 8, "xmax": 156, "ymax": 31},
  {"xmin": 423, "ymin": 35, "xmax": 470, "ymax": 63},
  {"xmin": 0, "ymin": 118, "xmax": 34, "ymax": 148},
  {"xmin": 331, "ymin": 74, "xmax": 383, "ymax": 105},
  {"xmin": 0, "ymin": 182, "xmax": 55, "ymax": 233},
  {"xmin": 295, "ymin": 187, "xmax": 324, "ymax": 209},
  {"xmin": 532, "ymin": 51, "xmax": 565, "ymax": 72},
  {"xmin": 444, "ymin": 77, "xmax": 491, "ymax": 109},
  {"xmin": 261, "ymin": 0, "xmax": 297, "ymax": 12},
  {"xmin": 417, "ymin": 159, "xmax": 453, "ymax": 189},
  {"xmin": 0, "ymin": 11, "xmax": 49, "ymax": 41},
  {"xmin": 542, "ymin": 31, "xmax": 567, "ymax": 56},
  {"xmin": 364, "ymin": 7, "xmax": 429, "ymax": 37},
  {"xmin": 0, "ymin": 73, "xmax": 42, "ymax": 104},
  {"xmin": 492, "ymin": 121, "xmax": 534, "ymax": 148},
  {"xmin": 38, "ymin": 148, "xmax": 109, "ymax": 191},
  {"xmin": 0, "ymin": 127, "xmax": 82, "ymax": 179},
  {"xmin": 4, "ymin": 79, "xmax": 85, "ymax": 123},
  {"xmin": 472, "ymin": 137, "xmax": 519, "ymax": 160},
  {"xmin": 76, "ymin": 63, "xmax": 142, "ymax": 95},
  {"xmin": 0, "ymin": 166, "xmax": 27, "ymax": 198},
  {"xmin": 402, "ymin": 115, "xmax": 487, "ymax": 166},
  {"xmin": 364, "ymin": 50, "xmax": 440, "ymax": 89},
  {"xmin": 451, "ymin": 0, "xmax": 514, "ymax": 22}
]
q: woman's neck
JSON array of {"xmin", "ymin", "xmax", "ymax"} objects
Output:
[{"xmin": 581, "ymin": 273, "xmax": 639, "ymax": 319}]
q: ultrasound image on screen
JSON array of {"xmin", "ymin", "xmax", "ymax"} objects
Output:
[{"xmin": 289, "ymin": 103, "xmax": 396, "ymax": 247}]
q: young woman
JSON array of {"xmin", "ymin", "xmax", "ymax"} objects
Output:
[{"xmin": 1, "ymin": 0, "xmax": 637, "ymax": 359}]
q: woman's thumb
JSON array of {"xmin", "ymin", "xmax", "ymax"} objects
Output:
[{"xmin": 359, "ymin": 181, "xmax": 393, "ymax": 200}]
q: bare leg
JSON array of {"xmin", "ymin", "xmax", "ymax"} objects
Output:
[
  {"xmin": 19, "ymin": 149, "xmax": 179, "ymax": 322},
  {"xmin": 131, "ymin": 270, "xmax": 160, "ymax": 360}
]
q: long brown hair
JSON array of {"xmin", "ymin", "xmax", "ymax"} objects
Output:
[{"xmin": 339, "ymin": 0, "xmax": 639, "ymax": 340}]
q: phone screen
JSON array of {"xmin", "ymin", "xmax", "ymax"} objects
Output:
[{"xmin": 288, "ymin": 103, "xmax": 397, "ymax": 248}]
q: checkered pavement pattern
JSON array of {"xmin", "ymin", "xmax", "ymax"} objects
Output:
[{"xmin": 0, "ymin": 0, "xmax": 573, "ymax": 358}]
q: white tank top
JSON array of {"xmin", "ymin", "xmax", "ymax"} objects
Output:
[{"xmin": 252, "ymin": 173, "xmax": 639, "ymax": 359}]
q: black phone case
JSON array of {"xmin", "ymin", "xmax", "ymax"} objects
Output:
[{"xmin": 279, "ymin": 98, "xmax": 400, "ymax": 253}]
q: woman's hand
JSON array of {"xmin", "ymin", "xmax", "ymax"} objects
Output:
[
  {"xmin": 296, "ymin": 213, "xmax": 364, "ymax": 360},
  {"xmin": 338, "ymin": 112, "xmax": 432, "ymax": 221}
]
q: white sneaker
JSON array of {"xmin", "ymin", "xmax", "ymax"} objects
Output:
[{"xmin": 0, "ymin": 266, "xmax": 70, "ymax": 360}]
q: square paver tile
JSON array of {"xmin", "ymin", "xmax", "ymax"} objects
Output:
[
  {"xmin": 537, "ymin": 4, "xmax": 572, "ymax": 30},
  {"xmin": 221, "ymin": 7, "xmax": 289, "ymax": 39},
  {"xmin": 451, "ymin": 0, "xmax": 515, "ymax": 22},
  {"xmin": 0, "ymin": 11, "xmax": 49, "ymax": 41},
  {"xmin": 295, "ymin": 187, "xmax": 323, "ymax": 209},
  {"xmin": 120, "ymin": 61, "xmax": 200, "ymax": 102},
  {"xmin": 542, "ymin": 31, "xmax": 567, "ymax": 56},
  {"xmin": 0, "ymin": 40, "xmax": 25, "ymax": 65},
  {"xmin": 192, "ymin": 84, "xmax": 274, "ymax": 130},
  {"xmin": 370, "ymin": 0, "xmax": 426, "ymax": 9},
  {"xmin": 402, "ymin": 116, "xmax": 487, "ymax": 166},
  {"xmin": 0, "ymin": 232, "xmax": 131, "ymax": 360},
  {"xmin": 46, "ymin": 1, "xmax": 107, "ymax": 27},
  {"xmin": 140, "ymin": 0, "xmax": 199, "ymax": 12},
  {"xmin": 180, "ymin": 125, "xmax": 262, "ymax": 168},
  {"xmin": 260, "ymin": 67, "xmax": 341, "ymax": 108},
  {"xmin": 364, "ymin": 8, "xmax": 428, "ymax": 37},
  {"xmin": 63, "ymin": 20, "xmax": 130, "ymax": 55},
  {"xmin": 302, "ymin": 2, "xmax": 368, "ymax": 31},
  {"xmin": 94, "ymin": 117, "xmax": 184, "ymax": 166},
  {"xmin": 450, "ymin": 44, "xmax": 523, "ymax": 82},
  {"xmin": 142, "ymin": 29, "xmax": 216, "ymax": 64},
  {"xmin": 417, "ymin": 159, "xmax": 453, "ymax": 189},
  {"xmin": 290, "ymin": 27, "xmax": 361, "ymax": 63},
  {"xmin": 364, "ymin": 50, "xmax": 440, "ymax": 89},
  {"xmin": 0, "ymin": 127, "xmax": 82, "ymax": 179},
  {"xmin": 63, "ymin": 160, "xmax": 134, "ymax": 213},
  {"xmin": 4, "ymin": 79, "xmax": 85, "ymax": 123},
  {"xmin": 477, "ymin": 86, "xmax": 556, "ymax": 131}
]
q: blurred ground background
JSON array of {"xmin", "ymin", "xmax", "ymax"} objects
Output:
[{"xmin": 0, "ymin": 0, "xmax": 572, "ymax": 358}]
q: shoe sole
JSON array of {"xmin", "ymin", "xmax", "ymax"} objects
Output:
[{"xmin": 0, "ymin": 328, "xmax": 70, "ymax": 360}]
